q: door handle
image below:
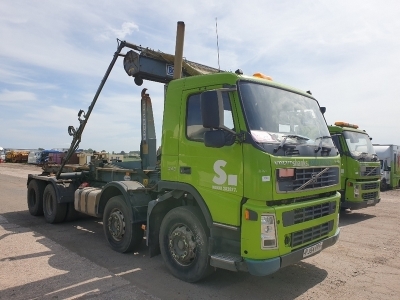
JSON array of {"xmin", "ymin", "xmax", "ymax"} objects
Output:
[{"xmin": 180, "ymin": 166, "xmax": 191, "ymax": 174}]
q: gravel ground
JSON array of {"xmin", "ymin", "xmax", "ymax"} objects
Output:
[{"xmin": 0, "ymin": 162, "xmax": 43, "ymax": 178}]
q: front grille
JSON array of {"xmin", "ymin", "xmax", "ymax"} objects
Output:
[
  {"xmin": 361, "ymin": 167, "xmax": 379, "ymax": 176},
  {"xmin": 282, "ymin": 201, "xmax": 336, "ymax": 227},
  {"xmin": 291, "ymin": 221, "xmax": 334, "ymax": 247},
  {"xmin": 362, "ymin": 191, "xmax": 378, "ymax": 200},
  {"xmin": 362, "ymin": 182, "xmax": 379, "ymax": 190},
  {"xmin": 277, "ymin": 167, "xmax": 339, "ymax": 192}
]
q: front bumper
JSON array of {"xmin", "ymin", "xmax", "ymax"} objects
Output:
[
  {"xmin": 244, "ymin": 227, "xmax": 340, "ymax": 276},
  {"xmin": 341, "ymin": 198, "xmax": 380, "ymax": 210}
]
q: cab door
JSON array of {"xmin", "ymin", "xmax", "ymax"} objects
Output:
[{"xmin": 177, "ymin": 89, "xmax": 243, "ymax": 226}]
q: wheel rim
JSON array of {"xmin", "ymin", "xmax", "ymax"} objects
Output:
[
  {"xmin": 107, "ymin": 209, "xmax": 126, "ymax": 241},
  {"xmin": 45, "ymin": 192, "xmax": 53, "ymax": 214},
  {"xmin": 28, "ymin": 189, "xmax": 36, "ymax": 207},
  {"xmin": 168, "ymin": 224, "xmax": 197, "ymax": 266}
]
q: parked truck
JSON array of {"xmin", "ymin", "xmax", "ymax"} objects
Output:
[
  {"xmin": 26, "ymin": 22, "xmax": 340, "ymax": 282},
  {"xmin": 328, "ymin": 122, "xmax": 380, "ymax": 209},
  {"xmin": 373, "ymin": 144, "xmax": 400, "ymax": 191},
  {"xmin": 6, "ymin": 150, "xmax": 29, "ymax": 163},
  {"xmin": 0, "ymin": 147, "xmax": 5, "ymax": 162}
]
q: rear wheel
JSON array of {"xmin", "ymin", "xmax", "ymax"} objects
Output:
[
  {"xmin": 27, "ymin": 180, "xmax": 44, "ymax": 216},
  {"xmin": 103, "ymin": 195, "xmax": 144, "ymax": 253},
  {"xmin": 43, "ymin": 184, "xmax": 67, "ymax": 223},
  {"xmin": 159, "ymin": 206, "xmax": 213, "ymax": 282}
]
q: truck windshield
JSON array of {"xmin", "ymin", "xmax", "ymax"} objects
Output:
[
  {"xmin": 343, "ymin": 131, "xmax": 376, "ymax": 160},
  {"xmin": 238, "ymin": 81, "xmax": 334, "ymax": 151}
]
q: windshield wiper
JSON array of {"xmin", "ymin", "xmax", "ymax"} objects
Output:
[
  {"xmin": 315, "ymin": 136, "xmax": 332, "ymax": 153},
  {"xmin": 274, "ymin": 134, "xmax": 309, "ymax": 153}
]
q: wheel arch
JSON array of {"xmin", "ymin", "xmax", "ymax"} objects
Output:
[
  {"xmin": 28, "ymin": 175, "xmax": 78, "ymax": 204},
  {"xmin": 27, "ymin": 176, "xmax": 47, "ymax": 192},
  {"xmin": 29, "ymin": 176, "xmax": 63, "ymax": 203},
  {"xmin": 99, "ymin": 181, "xmax": 150, "ymax": 224}
]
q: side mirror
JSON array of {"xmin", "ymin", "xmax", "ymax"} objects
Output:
[
  {"xmin": 204, "ymin": 130, "xmax": 235, "ymax": 148},
  {"xmin": 387, "ymin": 166, "xmax": 391, "ymax": 172},
  {"xmin": 200, "ymin": 91, "xmax": 224, "ymax": 129},
  {"xmin": 204, "ymin": 131, "xmax": 226, "ymax": 148},
  {"xmin": 320, "ymin": 107, "xmax": 326, "ymax": 115}
]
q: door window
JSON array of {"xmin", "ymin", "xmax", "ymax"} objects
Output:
[{"xmin": 186, "ymin": 92, "xmax": 234, "ymax": 141}]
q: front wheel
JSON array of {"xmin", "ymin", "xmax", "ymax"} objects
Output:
[
  {"xmin": 159, "ymin": 206, "xmax": 214, "ymax": 282},
  {"xmin": 103, "ymin": 195, "xmax": 144, "ymax": 253},
  {"xmin": 380, "ymin": 179, "xmax": 388, "ymax": 191}
]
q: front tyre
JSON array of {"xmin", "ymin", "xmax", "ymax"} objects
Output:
[
  {"xmin": 159, "ymin": 206, "xmax": 214, "ymax": 282},
  {"xmin": 103, "ymin": 195, "xmax": 144, "ymax": 253},
  {"xmin": 43, "ymin": 184, "xmax": 67, "ymax": 223},
  {"xmin": 380, "ymin": 179, "xmax": 388, "ymax": 191}
]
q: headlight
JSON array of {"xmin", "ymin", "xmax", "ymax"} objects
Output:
[
  {"xmin": 354, "ymin": 184, "xmax": 360, "ymax": 197},
  {"xmin": 261, "ymin": 214, "xmax": 277, "ymax": 249}
]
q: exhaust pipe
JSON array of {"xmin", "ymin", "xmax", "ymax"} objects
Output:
[{"xmin": 173, "ymin": 21, "xmax": 185, "ymax": 79}]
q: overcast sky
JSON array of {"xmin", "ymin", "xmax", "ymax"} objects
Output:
[{"xmin": 1, "ymin": 1, "xmax": 399, "ymax": 152}]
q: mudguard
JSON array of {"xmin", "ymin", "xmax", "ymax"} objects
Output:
[{"xmin": 99, "ymin": 181, "xmax": 151, "ymax": 223}]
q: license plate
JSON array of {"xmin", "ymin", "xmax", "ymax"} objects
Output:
[
  {"xmin": 367, "ymin": 200, "xmax": 374, "ymax": 205},
  {"xmin": 303, "ymin": 242, "xmax": 323, "ymax": 258}
]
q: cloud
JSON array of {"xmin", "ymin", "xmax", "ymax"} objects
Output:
[
  {"xmin": 0, "ymin": 90, "xmax": 36, "ymax": 102},
  {"xmin": 98, "ymin": 22, "xmax": 139, "ymax": 41},
  {"xmin": 0, "ymin": 66, "xmax": 58, "ymax": 89}
]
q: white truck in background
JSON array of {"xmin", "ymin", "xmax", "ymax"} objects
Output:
[
  {"xmin": 373, "ymin": 144, "xmax": 400, "ymax": 191},
  {"xmin": 0, "ymin": 147, "xmax": 5, "ymax": 162}
]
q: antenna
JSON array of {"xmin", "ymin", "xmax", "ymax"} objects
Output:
[{"xmin": 215, "ymin": 17, "xmax": 220, "ymax": 71}]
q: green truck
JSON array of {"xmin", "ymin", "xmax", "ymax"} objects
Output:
[
  {"xmin": 26, "ymin": 22, "xmax": 340, "ymax": 282},
  {"xmin": 329, "ymin": 122, "xmax": 380, "ymax": 209},
  {"xmin": 373, "ymin": 144, "xmax": 400, "ymax": 191}
]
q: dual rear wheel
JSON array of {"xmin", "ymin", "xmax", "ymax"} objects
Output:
[
  {"xmin": 27, "ymin": 180, "xmax": 76, "ymax": 223},
  {"xmin": 27, "ymin": 180, "xmax": 44, "ymax": 216}
]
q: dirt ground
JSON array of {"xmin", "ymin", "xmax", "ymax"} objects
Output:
[
  {"xmin": 0, "ymin": 162, "xmax": 43, "ymax": 178},
  {"xmin": 1, "ymin": 162, "xmax": 400, "ymax": 300}
]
